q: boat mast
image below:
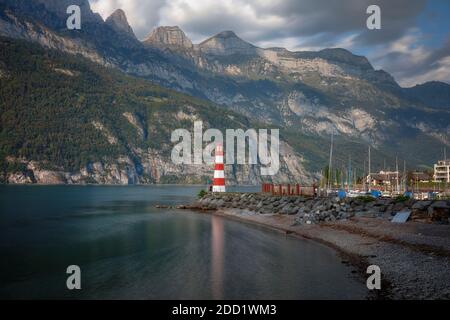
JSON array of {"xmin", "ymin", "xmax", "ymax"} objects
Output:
[
  {"xmin": 348, "ymin": 155, "xmax": 352, "ymax": 191},
  {"xmin": 327, "ymin": 131, "xmax": 334, "ymax": 191},
  {"xmin": 403, "ymin": 160, "xmax": 406, "ymax": 193},
  {"xmin": 396, "ymin": 156, "xmax": 399, "ymax": 194},
  {"xmin": 363, "ymin": 160, "xmax": 366, "ymax": 191},
  {"xmin": 368, "ymin": 146, "xmax": 371, "ymax": 191}
]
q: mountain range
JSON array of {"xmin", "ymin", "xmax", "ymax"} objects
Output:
[{"xmin": 0, "ymin": 0, "xmax": 449, "ymax": 184}]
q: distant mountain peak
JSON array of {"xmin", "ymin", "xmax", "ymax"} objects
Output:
[
  {"xmin": 105, "ymin": 9, "xmax": 136, "ymax": 39},
  {"xmin": 214, "ymin": 30, "xmax": 239, "ymax": 38},
  {"xmin": 198, "ymin": 30, "xmax": 257, "ymax": 55},
  {"xmin": 414, "ymin": 80, "xmax": 450, "ymax": 88},
  {"xmin": 143, "ymin": 26, "xmax": 193, "ymax": 49},
  {"xmin": 404, "ymin": 81, "xmax": 450, "ymax": 110}
]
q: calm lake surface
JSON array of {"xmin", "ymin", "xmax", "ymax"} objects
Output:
[{"xmin": 0, "ymin": 185, "xmax": 367, "ymax": 299}]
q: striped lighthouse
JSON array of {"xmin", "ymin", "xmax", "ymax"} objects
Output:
[{"xmin": 212, "ymin": 144, "xmax": 226, "ymax": 192}]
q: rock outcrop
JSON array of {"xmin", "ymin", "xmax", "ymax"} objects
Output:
[
  {"xmin": 105, "ymin": 9, "xmax": 136, "ymax": 39},
  {"xmin": 2, "ymin": 141, "xmax": 312, "ymax": 186},
  {"xmin": 34, "ymin": 0, "xmax": 103, "ymax": 23},
  {"xmin": 198, "ymin": 31, "xmax": 257, "ymax": 55},
  {"xmin": 143, "ymin": 26, "xmax": 193, "ymax": 49}
]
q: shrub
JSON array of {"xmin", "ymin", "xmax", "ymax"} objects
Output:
[
  {"xmin": 394, "ymin": 195, "xmax": 410, "ymax": 203},
  {"xmin": 355, "ymin": 195, "xmax": 375, "ymax": 203},
  {"xmin": 197, "ymin": 189, "xmax": 208, "ymax": 198}
]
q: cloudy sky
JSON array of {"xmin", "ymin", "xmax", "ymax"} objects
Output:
[{"xmin": 88, "ymin": 0, "xmax": 450, "ymax": 87}]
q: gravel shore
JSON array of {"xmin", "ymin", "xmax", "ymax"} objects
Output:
[{"xmin": 212, "ymin": 208, "xmax": 450, "ymax": 300}]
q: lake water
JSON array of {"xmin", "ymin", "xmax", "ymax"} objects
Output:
[{"xmin": 0, "ymin": 185, "xmax": 367, "ymax": 299}]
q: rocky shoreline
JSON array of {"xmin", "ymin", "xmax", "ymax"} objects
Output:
[
  {"xmin": 179, "ymin": 192, "xmax": 450, "ymax": 299},
  {"xmin": 186, "ymin": 192, "xmax": 450, "ymax": 224}
]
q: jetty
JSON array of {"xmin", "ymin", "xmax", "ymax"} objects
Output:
[{"xmin": 187, "ymin": 191, "xmax": 450, "ymax": 225}]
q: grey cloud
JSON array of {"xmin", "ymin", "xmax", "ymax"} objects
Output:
[
  {"xmin": 354, "ymin": 0, "xmax": 426, "ymax": 46},
  {"xmin": 163, "ymin": 0, "xmax": 426, "ymax": 47},
  {"xmin": 89, "ymin": 0, "xmax": 427, "ymax": 47},
  {"xmin": 90, "ymin": 0, "xmax": 166, "ymax": 38},
  {"xmin": 88, "ymin": 0, "xmax": 447, "ymax": 86},
  {"xmin": 371, "ymin": 33, "xmax": 450, "ymax": 86}
]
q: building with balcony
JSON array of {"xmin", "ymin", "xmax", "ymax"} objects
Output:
[{"xmin": 434, "ymin": 160, "xmax": 450, "ymax": 183}]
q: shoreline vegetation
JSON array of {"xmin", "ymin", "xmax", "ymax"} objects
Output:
[{"xmin": 178, "ymin": 192, "xmax": 450, "ymax": 300}]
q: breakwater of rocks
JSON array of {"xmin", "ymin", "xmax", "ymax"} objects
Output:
[{"xmin": 182, "ymin": 193, "xmax": 450, "ymax": 224}]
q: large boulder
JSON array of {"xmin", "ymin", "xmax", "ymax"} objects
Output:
[
  {"xmin": 412, "ymin": 200, "xmax": 432, "ymax": 210},
  {"xmin": 427, "ymin": 201, "xmax": 450, "ymax": 223},
  {"xmin": 411, "ymin": 200, "xmax": 433, "ymax": 222}
]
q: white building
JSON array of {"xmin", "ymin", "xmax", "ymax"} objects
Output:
[
  {"xmin": 434, "ymin": 160, "xmax": 450, "ymax": 183},
  {"xmin": 367, "ymin": 171, "xmax": 399, "ymax": 186}
]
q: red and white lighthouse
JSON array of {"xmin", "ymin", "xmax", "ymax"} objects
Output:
[{"xmin": 212, "ymin": 144, "xmax": 226, "ymax": 192}]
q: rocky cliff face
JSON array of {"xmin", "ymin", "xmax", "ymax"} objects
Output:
[
  {"xmin": 144, "ymin": 26, "xmax": 193, "ymax": 49},
  {"xmin": 0, "ymin": 11, "xmax": 108, "ymax": 66},
  {"xmin": 34, "ymin": 0, "xmax": 103, "ymax": 23},
  {"xmin": 198, "ymin": 30, "xmax": 257, "ymax": 55},
  {"xmin": 105, "ymin": 9, "xmax": 136, "ymax": 39},
  {"xmin": 4, "ymin": 143, "xmax": 312, "ymax": 185}
]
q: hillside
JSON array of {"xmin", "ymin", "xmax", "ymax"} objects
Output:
[
  {"xmin": 404, "ymin": 81, "xmax": 450, "ymax": 110},
  {"xmin": 0, "ymin": 37, "xmax": 311, "ymax": 184}
]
